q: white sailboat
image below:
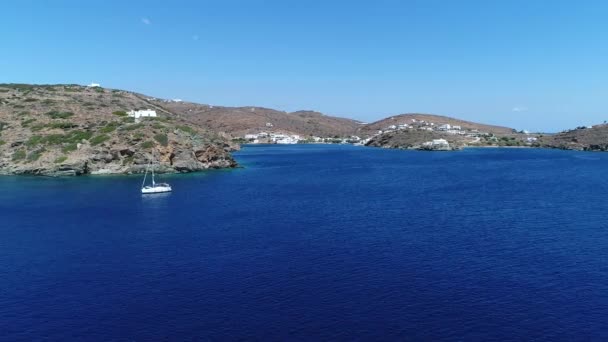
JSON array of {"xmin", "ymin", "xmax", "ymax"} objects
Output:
[{"xmin": 141, "ymin": 162, "xmax": 172, "ymax": 194}]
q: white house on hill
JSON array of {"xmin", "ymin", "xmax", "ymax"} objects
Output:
[{"xmin": 127, "ymin": 109, "xmax": 157, "ymax": 122}]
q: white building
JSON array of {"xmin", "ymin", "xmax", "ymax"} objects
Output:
[
  {"xmin": 127, "ymin": 109, "xmax": 157, "ymax": 122},
  {"xmin": 432, "ymin": 139, "xmax": 449, "ymax": 145},
  {"xmin": 87, "ymin": 83, "xmax": 100, "ymax": 87},
  {"xmin": 422, "ymin": 139, "xmax": 450, "ymax": 148},
  {"xmin": 438, "ymin": 124, "xmax": 452, "ymax": 131}
]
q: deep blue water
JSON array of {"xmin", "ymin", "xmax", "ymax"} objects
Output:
[{"xmin": 2, "ymin": 145, "xmax": 608, "ymax": 340}]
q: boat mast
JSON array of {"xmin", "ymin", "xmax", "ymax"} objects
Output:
[
  {"xmin": 141, "ymin": 160, "xmax": 150, "ymax": 189},
  {"xmin": 152, "ymin": 166, "xmax": 156, "ymax": 186}
]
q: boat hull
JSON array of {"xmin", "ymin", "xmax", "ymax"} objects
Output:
[{"xmin": 141, "ymin": 186, "xmax": 172, "ymax": 194}]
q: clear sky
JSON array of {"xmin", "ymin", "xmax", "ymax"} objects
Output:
[{"xmin": 2, "ymin": 0, "xmax": 608, "ymax": 132}]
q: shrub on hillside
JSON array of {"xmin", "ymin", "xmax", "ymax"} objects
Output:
[
  {"xmin": 154, "ymin": 133, "xmax": 168, "ymax": 147},
  {"xmin": 140, "ymin": 141, "xmax": 155, "ymax": 149},
  {"xmin": 12, "ymin": 149, "xmax": 26, "ymax": 161},
  {"xmin": 46, "ymin": 111, "xmax": 74, "ymax": 119},
  {"xmin": 54, "ymin": 156, "xmax": 68, "ymax": 164},
  {"xmin": 90, "ymin": 134, "xmax": 110, "ymax": 146}
]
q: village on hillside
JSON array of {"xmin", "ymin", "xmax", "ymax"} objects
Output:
[{"xmin": 239, "ymin": 117, "xmax": 539, "ymax": 148}]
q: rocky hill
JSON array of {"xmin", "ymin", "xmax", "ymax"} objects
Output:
[
  {"xmin": 359, "ymin": 113, "xmax": 515, "ymax": 136},
  {"xmin": 364, "ymin": 114, "xmax": 533, "ymax": 151},
  {"xmin": 0, "ymin": 84, "xmax": 237, "ymax": 176},
  {"xmin": 156, "ymin": 100, "xmax": 363, "ymax": 138},
  {"xmin": 539, "ymin": 124, "xmax": 608, "ymax": 151}
]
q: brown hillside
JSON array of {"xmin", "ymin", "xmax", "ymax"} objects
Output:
[
  {"xmin": 540, "ymin": 124, "xmax": 608, "ymax": 151},
  {"xmin": 157, "ymin": 101, "xmax": 363, "ymax": 138}
]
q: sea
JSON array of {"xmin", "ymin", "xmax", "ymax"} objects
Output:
[{"xmin": 2, "ymin": 144, "xmax": 608, "ymax": 340}]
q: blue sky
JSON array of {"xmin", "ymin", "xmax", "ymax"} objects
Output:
[{"xmin": 2, "ymin": 0, "xmax": 608, "ymax": 132}]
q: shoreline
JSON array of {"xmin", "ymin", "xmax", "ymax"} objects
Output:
[{"xmin": 0, "ymin": 144, "xmax": 602, "ymax": 177}]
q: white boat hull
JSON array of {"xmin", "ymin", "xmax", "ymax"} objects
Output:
[{"xmin": 141, "ymin": 185, "xmax": 172, "ymax": 194}]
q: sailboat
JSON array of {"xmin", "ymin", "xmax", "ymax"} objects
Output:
[{"xmin": 141, "ymin": 162, "xmax": 172, "ymax": 194}]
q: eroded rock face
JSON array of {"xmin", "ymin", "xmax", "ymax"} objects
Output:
[
  {"xmin": 195, "ymin": 145, "xmax": 237, "ymax": 167},
  {"xmin": 0, "ymin": 141, "xmax": 238, "ymax": 176}
]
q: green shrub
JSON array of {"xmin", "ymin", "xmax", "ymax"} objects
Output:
[
  {"xmin": 112, "ymin": 110, "xmax": 127, "ymax": 117},
  {"xmin": 100, "ymin": 122, "xmax": 118, "ymax": 133},
  {"xmin": 177, "ymin": 125, "xmax": 197, "ymax": 135},
  {"xmin": 69, "ymin": 130, "xmax": 93, "ymax": 142},
  {"xmin": 47, "ymin": 122, "xmax": 77, "ymax": 129},
  {"xmin": 152, "ymin": 122, "xmax": 164, "ymax": 129},
  {"xmin": 41, "ymin": 134, "xmax": 69, "ymax": 145},
  {"xmin": 12, "ymin": 149, "xmax": 26, "ymax": 161},
  {"xmin": 62, "ymin": 144, "xmax": 78, "ymax": 153},
  {"xmin": 24, "ymin": 98, "xmax": 38, "ymax": 102},
  {"xmin": 54, "ymin": 156, "xmax": 68, "ymax": 163},
  {"xmin": 120, "ymin": 122, "xmax": 142, "ymax": 130},
  {"xmin": 0, "ymin": 89, "xmax": 9, "ymax": 93},
  {"xmin": 90, "ymin": 134, "xmax": 110, "ymax": 145},
  {"xmin": 30, "ymin": 124, "xmax": 47, "ymax": 132},
  {"xmin": 121, "ymin": 117, "xmax": 136, "ymax": 124},
  {"xmin": 46, "ymin": 111, "xmax": 74, "ymax": 119},
  {"xmin": 21, "ymin": 117, "xmax": 38, "ymax": 126},
  {"xmin": 0, "ymin": 140, "xmax": 6, "ymax": 145},
  {"xmin": 154, "ymin": 133, "xmax": 168, "ymax": 147},
  {"xmin": 27, "ymin": 150, "xmax": 44, "ymax": 162},
  {"xmin": 0, "ymin": 122, "xmax": 7, "ymax": 131},
  {"xmin": 41, "ymin": 99, "xmax": 56, "ymax": 105},
  {"xmin": 26, "ymin": 130, "xmax": 93, "ymax": 147},
  {"xmin": 140, "ymin": 141, "xmax": 155, "ymax": 149},
  {"xmin": 26, "ymin": 135, "xmax": 43, "ymax": 147}
]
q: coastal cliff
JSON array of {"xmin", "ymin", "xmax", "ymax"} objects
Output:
[{"xmin": 0, "ymin": 84, "xmax": 237, "ymax": 176}]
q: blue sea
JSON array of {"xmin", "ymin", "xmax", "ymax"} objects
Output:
[{"xmin": 2, "ymin": 145, "xmax": 608, "ymax": 340}]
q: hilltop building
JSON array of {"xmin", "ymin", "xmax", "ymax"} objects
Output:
[{"xmin": 127, "ymin": 109, "xmax": 157, "ymax": 122}]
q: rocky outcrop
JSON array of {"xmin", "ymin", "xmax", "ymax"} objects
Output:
[{"xmin": 0, "ymin": 83, "xmax": 239, "ymax": 176}]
